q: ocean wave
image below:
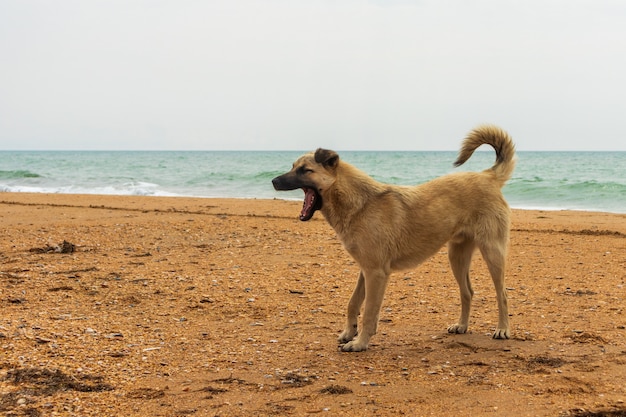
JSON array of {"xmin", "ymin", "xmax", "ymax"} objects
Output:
[
  {"xmin": 504, "ymin": 178, "xmax": 626, "ymax": 213},
  {"xmin": 0, "ymin": 169, "xmax": 41, "ymax": 179},
  {"xmin": 0, "ymin": 182, "xmax": 180, "ymax": 197},
  {"xmin": 254, "ymin": 170, "xmax": 286, "ymax": 179},
  {"xmin": 507, "ymin": 178, "xmax": 626, "ymax": 195}
]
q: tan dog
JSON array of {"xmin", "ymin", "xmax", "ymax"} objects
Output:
[{"xmin": 272, "ymin": 125, "xmax": 516, "ymax": 351}]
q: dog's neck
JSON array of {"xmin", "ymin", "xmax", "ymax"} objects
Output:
[{"xmin": 320, "ymin": 161, "xmax": 386, "ymax": 234}]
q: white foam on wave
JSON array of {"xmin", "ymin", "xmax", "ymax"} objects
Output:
[{"xmin": 0, "ymin": 182, "xmax": 181, "ymax": 197}]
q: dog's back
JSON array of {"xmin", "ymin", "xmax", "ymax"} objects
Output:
[{"xmin": 317, "ymin": 125, "xmax": 516, "ymax": 271}]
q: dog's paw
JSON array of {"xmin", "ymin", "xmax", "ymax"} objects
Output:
[
  {"xmin": 447, "ymin": 323, "xmax": 468, "ymax": 334},
  {"xmin": 338, "ymin": 326, "xmax": 358, "ymax": 344},
  {"xmin": 340, "ymin": 338, "xmax": 368, "ymax": 352},
  {"xmin": 492, "ymin": 328, "xmax": 510, "ymax": 339}
]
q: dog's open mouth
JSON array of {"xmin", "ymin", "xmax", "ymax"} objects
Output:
[{"xmin": 300, "ymin": 188, "xmax": 322, "ymax": 221}]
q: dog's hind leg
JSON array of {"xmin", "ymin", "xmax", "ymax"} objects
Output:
[
  {"xmin": 338, "ymin": 270, "xmax": 365, "ymax": 344},
  {"xmin": 479, "ymin": 242, "xmax": 510, "ymax": 339},
  {"xmin": 447, "ymin": 238, "xmax": 476, "ymax": 335},
  {"xmin": 341, "ymin": 268, "xmax": 390, "ymax": 352}
]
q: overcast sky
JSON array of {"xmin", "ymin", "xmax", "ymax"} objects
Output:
[{"xmin": 1, "ymin": 1, "xmax": 625, "ymax": 151}]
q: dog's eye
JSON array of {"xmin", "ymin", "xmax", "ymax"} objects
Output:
[{"xmin": 297, "ymin": 167, "xmax": 314, "ymax": 174}]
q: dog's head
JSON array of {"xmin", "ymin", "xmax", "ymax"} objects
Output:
[{"xmin": 272, "ymin": 148, "xmax": 339, "ymax": 221}]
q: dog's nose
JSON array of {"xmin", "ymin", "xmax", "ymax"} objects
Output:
[{"xmin": 272, "ymin": 175, "xmax": 293, "ymax": 191}]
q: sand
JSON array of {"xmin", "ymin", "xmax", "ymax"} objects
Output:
[{"xmin": 1, "ymin": 192, "xmax": 625, "ymax": 417}]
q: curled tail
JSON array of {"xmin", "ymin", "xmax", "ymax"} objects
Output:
[{"xmin": 454, "ymin": 124, "xmax": 516, "ymax": 184}]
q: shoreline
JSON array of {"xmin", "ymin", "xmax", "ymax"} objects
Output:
[{"xmin": 2, "ymin": 190, "xmax": 626, "ymax": 215}]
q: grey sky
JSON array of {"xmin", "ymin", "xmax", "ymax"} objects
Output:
[{"xmin": 1, "ymin": 0, "xmax": 625, "ymax": 151}]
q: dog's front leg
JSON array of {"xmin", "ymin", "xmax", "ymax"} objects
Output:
[
  {"xmin": 338, "ymin": 270, "xmax": 365, "ymax": 344},
  {"xmin": 341, "ymin": 268, "xmax": 389, "ymax": 352}
]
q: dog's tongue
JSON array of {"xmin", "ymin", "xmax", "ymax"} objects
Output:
[{"xmin": 300, "ymin": 188, "xmax": 316, "ymax": 221}]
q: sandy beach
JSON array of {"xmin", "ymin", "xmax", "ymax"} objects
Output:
[{"xmin": 1, "ymin": 192, "xmax": 625, "ymax": 416}]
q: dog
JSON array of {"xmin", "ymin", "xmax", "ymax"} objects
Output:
[{"xmin": 272, "ymin": 125, "xmax": 516, "ymax": 351}]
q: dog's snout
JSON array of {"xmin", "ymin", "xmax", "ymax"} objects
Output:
[
  {"xmin": 272, "ymin": 176, "xmax": 281, "ymax": 190},
  {"xmin": 272, "ymin": 173, "xmax": 299, "ymax": 191},
  {"xmin": 272, "ymin": 175, "xmax": 289, "ymax": 191}
]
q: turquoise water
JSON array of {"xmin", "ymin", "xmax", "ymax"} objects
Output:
[{"xmin": 1, "ymin": 151, "xmax": 624, "ymax": 213}]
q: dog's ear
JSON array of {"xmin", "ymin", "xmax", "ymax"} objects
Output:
[{"xmin": 314, "ymin": 148, "xmax": 339, "ymax": 169}]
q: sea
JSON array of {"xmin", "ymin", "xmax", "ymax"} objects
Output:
[{"xmin": 1, "ymin": 151, "xmax": 625, "ymax": 214}]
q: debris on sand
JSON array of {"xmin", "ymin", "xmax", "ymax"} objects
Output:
[
  {"xmin": 320, "ymin": 385, "xmax": 353, "ymax": 395},
  {"xmin": 29, "ymin": 240, "xmax": 76, "ymax": 254}
]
